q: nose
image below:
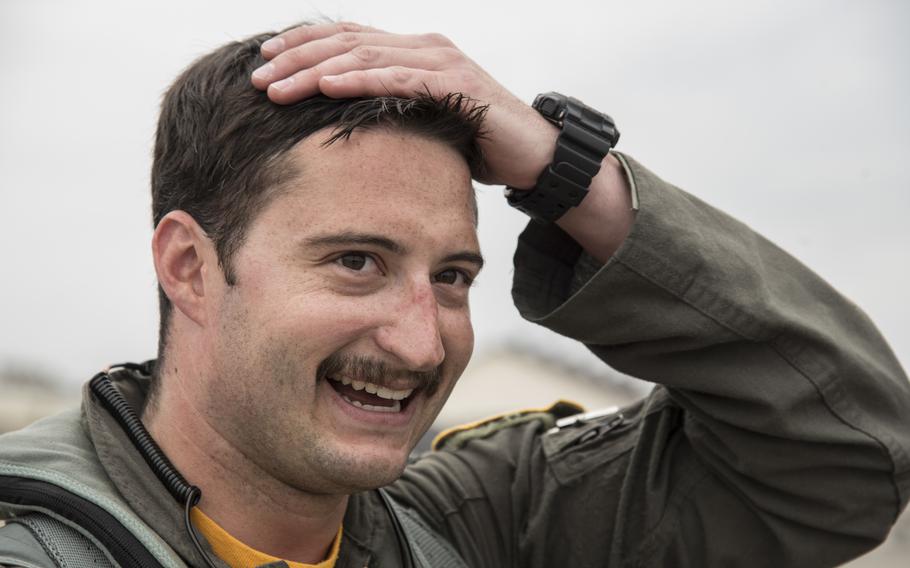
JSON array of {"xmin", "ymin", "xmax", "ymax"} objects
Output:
[{"xmin": 375, "ymin": 280, "xmax": 445, "ymax": 373}]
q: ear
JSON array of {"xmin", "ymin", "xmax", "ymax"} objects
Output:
[{"xmin": 152, "ymin": 211, "xmax": 215, "ymax": 327}]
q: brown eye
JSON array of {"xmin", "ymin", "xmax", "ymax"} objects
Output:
[
  {"xmin": 435, "ymin": 269, "xmax": 472, "ymax": 286},
  {"xmin": 339, "ymin": 253, "xmax": 367, "ymax": 270}
]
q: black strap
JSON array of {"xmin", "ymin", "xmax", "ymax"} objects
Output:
[
  {"xmin": 0, "ymin": 476, "xmax": 165, "ymax": 568},
  {"xmin": 378, "ymin": 489, "xmax": 469, "ymax": 568}
]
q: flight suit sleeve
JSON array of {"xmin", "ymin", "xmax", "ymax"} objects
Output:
[{"xmin": 390, "ymin": 154, "xmax": 910, "ymax": 568}]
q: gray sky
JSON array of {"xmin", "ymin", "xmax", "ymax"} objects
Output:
[{"xmin": 1, "ymin": 0, "xmax": 907, "ymax": 388}]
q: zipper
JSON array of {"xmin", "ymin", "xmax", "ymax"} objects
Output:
[
  {"xmin": 547, "ymin": 410, "xmax": 627, "ymax": 454},
  {"xmin": 0, "ymin": 475, "xmax": 167, "ymax": 568}
]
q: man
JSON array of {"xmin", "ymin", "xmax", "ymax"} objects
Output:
[{"xmin": 1, "ymin": 20, "xmax": 908, "ymax": 568}]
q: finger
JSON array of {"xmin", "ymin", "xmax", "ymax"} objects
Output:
[
  {"xmin": 253, "ymin": 31, "xmax": 453, "ymax": 91},
  {"xmin": 326, "ymin": 45, "xmax": 462, "ymax": 74},
  {"xmin": 256, "ymin": 32, "xmax": 417, "ymax": 88},
  {"xmin": 264, "ymin": 46, "xmax": 460, "ymax": 104},
  {"xmin": 323, "ymin": 45, "xmax": 464, "ymax": 86},
  {"xmin": 316, "ymin": 67, "xmax": 450, "ymax": 100},
  {"xmin": 261, "ymin": 21, "xmax": 384, "ymax": 59}
]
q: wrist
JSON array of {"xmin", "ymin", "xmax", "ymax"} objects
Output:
[
  {"xmin": 555, "ymin": 153, "xmax": 634, "ymax": 264},
  {"xmin": 508, "ymin": 111, "xmax": 559, "ymax": 189},
  {"xmin": 504, "ymin": 92, "xmax": 620, "ymax": 224}
]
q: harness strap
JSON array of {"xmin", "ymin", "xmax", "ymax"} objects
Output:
[
  {"xmin": 381, "ymin": 490, "xmax": 470, "ymax": 568},
  {"xmin": 2, "ymin": 513, "xmax": 116, "ymax": 568}
]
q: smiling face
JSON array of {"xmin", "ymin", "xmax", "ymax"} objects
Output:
[{"xmin": 197, "ymin": 128, "xmax": 480, "ymax": 494}]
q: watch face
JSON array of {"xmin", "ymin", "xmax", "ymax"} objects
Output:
[
  {"xmin": 534, "ymin": 92, "xmax": 567, "ymax": 123},
  {"xmin": 539, "ymin": 98, "xmax": 561, "ymax": 118}
]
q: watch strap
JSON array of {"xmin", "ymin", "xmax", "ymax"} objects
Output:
[{"xmin": 506, "ymin": 93, "xmax": 619, "ymax": 223}]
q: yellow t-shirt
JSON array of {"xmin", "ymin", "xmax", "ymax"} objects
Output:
[{"xmin": 191, "ymin": 507, "xmax": 342, "ymax": 568}]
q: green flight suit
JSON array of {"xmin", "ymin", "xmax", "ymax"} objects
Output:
[{"xmin": 387, "ymin": 153, "xmax": 910, "ymax": 567}]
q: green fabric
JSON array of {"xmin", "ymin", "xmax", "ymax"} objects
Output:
[
  {"xmin": 2, "ymin": 514, "xmax": 116, "ymax": 568},
  {"xmin": 0, "ymin": 410, "xmax": 186, "ymax": 568},
  {"xmin": 436, "ymin": 412, "xmax": 556, "ymax": 452},
  {"xmin": 387, "ymin": 154, "xmax": 910, "ymax": 567},
  {"xmin": 384, "ymin": 492, "xmax": 469, "ymax": 568},
  {"xmin": 0, "ymin": 521, "xmax": 56, "ymax": 568}
]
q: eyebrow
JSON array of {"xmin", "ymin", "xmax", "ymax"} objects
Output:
[
  {"xmin": 303, "ymin": 232, "xmax": 404, "ymax": 254},
  {"xmin": 302, "ymin": 231, "xmax": 484, "ymax": 270},
  {"xmin": 441, "ymin": 252, "xmax": 485, "ymax": 270}
]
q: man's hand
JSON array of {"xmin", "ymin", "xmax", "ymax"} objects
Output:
[
  {"xmin": 252, "ymin": 22, "xmax": 635, "ymax": 262},
  {"xmin": 250, "ymin": 22, "xmax": 557, "ymax": 188}
]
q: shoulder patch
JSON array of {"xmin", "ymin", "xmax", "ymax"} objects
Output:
[{"xmin": 432, "ymin": 399, "xmax": 585, "ymax": 451}]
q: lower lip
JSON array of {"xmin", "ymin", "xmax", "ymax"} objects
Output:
[{"xmin": 322, "ymin": 379, "xmax": 417, "ymax": 428}]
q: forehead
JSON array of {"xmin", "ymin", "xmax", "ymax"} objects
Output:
[{"xmin": 254, "ymin": 128, "xmax": 479, "ymax": 251}]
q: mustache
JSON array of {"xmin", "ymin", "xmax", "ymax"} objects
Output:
[{"xmin": 316, "ymin": 353, "xmax": 443, "ymax": 397}]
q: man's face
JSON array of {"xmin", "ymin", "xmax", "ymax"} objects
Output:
[{"xmin": 200, "ymin": 128, "xmax": 480, "ymax": 494}]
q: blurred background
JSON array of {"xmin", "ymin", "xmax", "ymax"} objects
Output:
[{"xmin": 1, "ymin": 0, "xmax": 908, "ymax": 565}]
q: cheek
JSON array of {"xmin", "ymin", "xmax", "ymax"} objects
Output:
[
  {"xmin": 232, "ymin": 268, "xmax": 368, "ymax": 333},
  {"xmin": 442, "ymin": 310, "xmax": 475, "ymax": 374},
  {"xmin": 251, "ymin": 291, "xmax": 396, "ymax": 362}
]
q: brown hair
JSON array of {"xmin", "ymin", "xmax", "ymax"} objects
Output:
[{"xmin": 151, "ymin": 28, "xmax": 487, "ymax": 369}]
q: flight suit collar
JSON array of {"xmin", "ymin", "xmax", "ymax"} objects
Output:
[{"xmin": 83, "ymin": 366, "xmax": 398, "ymax": 568}]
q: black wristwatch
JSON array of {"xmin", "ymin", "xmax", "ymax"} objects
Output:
[{"xmin": 505, "ymin": 92, "xmax": 619, "ymax": 223}]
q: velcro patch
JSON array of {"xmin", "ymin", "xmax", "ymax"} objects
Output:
[{"xmin": 432, "ymin": 400, "xmax": 585, "ymax": 451}]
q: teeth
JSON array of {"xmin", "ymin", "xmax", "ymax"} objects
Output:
[
  {"xmin": 341, "ymin": 395, "xmax": 401, "ymax": 413},
  {"xmin": 385, "ymin": 387, "xmax": 414, "ymax": 400},
  {"xmin": 377, "ymin": 386, "xmax": 412, "ymax": 401},
  {"xmin": 364, "ymin": 401, "xmax": 400, "ymax": 413},
  {"xmin": 328, "ymin": 376, "xmax": 415, "ymax": 401}
]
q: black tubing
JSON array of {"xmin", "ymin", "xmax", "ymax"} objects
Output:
[
  {"xmin": 89, "ymin": 371, "xmax": 197, "ymax": 505},
  {"xmin": 90, "ymin": 368, "xmax": 220, "ymax": 568},
  {"xmin": 184, "ymin": 486, "xmax": 218, "ymax": 568}
]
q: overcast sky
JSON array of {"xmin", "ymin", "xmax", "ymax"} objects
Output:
[{"xmin": 1, "ymin": 0, "xmax": 907, "ymax": 389}]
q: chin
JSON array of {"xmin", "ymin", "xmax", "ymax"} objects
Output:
[
  {"xmin": 333, "ymin": 446, "xmax": 412, "ymax": 491},
  {"xmin": 272, "ymin": 442, "xmax": 412, "ymax": 495},
  {"xmin": 344, "ymin": 465, "xmax": 408, "ymax": 492}
]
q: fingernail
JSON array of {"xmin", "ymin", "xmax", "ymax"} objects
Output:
[
  {"xmin": 261, "ymin": 37, "xmax": 285, "ymax": 53},
  {"xmin": 322, "ymin": 75, "xmax": 340, "ymax": 83},
  {"xmin": 252, "ymin": 62, "xmax": 274, "ymax": 82},
  {"xmin": 270, "ymin": 76, "xmax": 295, "ymax": 92}
]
